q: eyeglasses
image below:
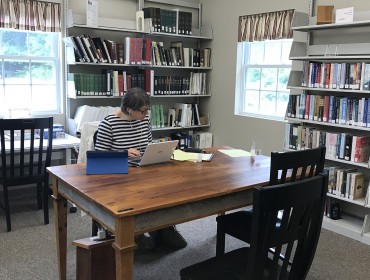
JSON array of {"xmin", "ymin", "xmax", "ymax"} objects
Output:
[{"xmin": 135, "ymin": 108, "xmax": 150, "ymax": 114}]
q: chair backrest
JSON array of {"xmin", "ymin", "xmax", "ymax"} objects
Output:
[
  {"xmin": 77, "ymin": 121, "xmax": 100, "ymax": 163},
  {"xmin": 0, "ymin": 117, "xmax": 53, "ymax": 187},
  {"xmin": 93, "ymin": 130, "xmax": 98, "ymax": 147},
  {"xmin": 269, "ymin": 147, "xmax": 326, "ymax": 185},
  {"xmin": 247, "ymin": 174, "xmax": 328, "ymax": 280}
]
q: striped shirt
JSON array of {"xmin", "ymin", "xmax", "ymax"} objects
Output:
[{"xmin": 95, "ymin": 114, "xmax": 152, "ymax": 152}]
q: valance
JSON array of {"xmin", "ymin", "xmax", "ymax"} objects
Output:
[
  {"xmin": 0, "ymin": 0, "xmax": 61, "ymax": 32},
  {"xmin": 238, "ymin": 9, "xmax": 294, "ymax": 42}
]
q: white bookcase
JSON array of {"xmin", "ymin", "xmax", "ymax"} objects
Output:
[
  {"xmin": 285, "ymin": 10, "xmax": 370, "ymax": 245},
  {"xmin": 64, "ymin": 0, "xmax": 212, "ymax": 139}
]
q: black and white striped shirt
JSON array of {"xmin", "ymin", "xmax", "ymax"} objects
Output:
[{"xmin": 95, "ymin": 114, "xmax": 152, "ymax": 152}]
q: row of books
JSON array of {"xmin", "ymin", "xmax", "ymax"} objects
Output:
[
  {"xmin": 151, "ymin": 41, "xmax": 211, "ymax": 67},
  {"xmin": 287, "ymin": 93, "xmax": 370, "ymax": 128},
  {"xmin": 65, "ymin": 35, "xmax": 211, "ymax": 68},
  {"xmin": 285, "ymin": 124, "xmax": 370, "ymax": 164},
  {"xmin": 69, "ymin": 71, "xmax": 149, "ymax": 97},
  {"xmin": 69, "ymin": 71, "xmax": 208, "ymax": 97},
  {"xmin": 65, "ymin": 35, "xmax": 123, "ymax": 64},
  {"xmin": 171, "ymin": 103, "xmax": 202, "ymax": 127},
  {"xmin": 301, "ymin": 61, "xmax": 370, "ymax": 91},
  {"xmin": 150, "ymin": 103, "xmax": 202, "ymax": 128},
  {"xmin": 142, "ymin": 7, "xmax": 192, "ymax": 35},
  {"xmin": 150, "ymin": 104, "xmax": 165, "ymax": 128},
  {"xmin": 327, "ymin": 166, "xmax": 366, "ymax": 200}
]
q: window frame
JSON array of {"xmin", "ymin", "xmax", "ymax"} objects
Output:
[
  {"xmin": 235, "ymin": 39, "xmax": 293, "ymax": 121},
  {"xmin": 0, "ymin": 28, "xmax": 63, "ymax": 117}
]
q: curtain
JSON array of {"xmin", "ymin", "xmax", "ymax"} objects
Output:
[
  {"xmin": 238, "ymin": 9, "xmax": 294, "ymax": 42},
  {"xmin": 0, "ymin": 0, "xmax": 61, "ymax": 32}
]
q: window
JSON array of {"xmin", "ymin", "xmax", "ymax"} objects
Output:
[
  {"xmin": 235, "ymin": 39, "xmax": 292, "ymax": 120},
  {"xmin": 0, "ymin": 28, "xmax": 61, "ymax": 118}
]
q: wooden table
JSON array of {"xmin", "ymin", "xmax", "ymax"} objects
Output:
[{"xmin": 47, "ymin": 147, "xmax": 271, "ymax": 280}]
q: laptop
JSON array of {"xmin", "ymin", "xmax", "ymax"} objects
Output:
[{"xmin": 128, "ymin": 140, "xmax": 179, "ymax": 166}]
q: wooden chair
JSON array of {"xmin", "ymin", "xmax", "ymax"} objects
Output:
[
  {"xmin": 180, "ymin": 174, "xmax": 328, "ymax": 280},
  {"xmin": 0, "ymin": 117, "xmax": 53, "ymax": 231},
  {"xmin": 216, "ymin": 147, "xmax": 326, "ymax": 256}
]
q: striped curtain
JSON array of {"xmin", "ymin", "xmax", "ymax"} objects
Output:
[
  {"xmin": 238, "ymin": 9, "xmax": 294, "ymax": 42},
  {"xmin": 0, "ymin": 0, "xmax": 61, "ymax": 32}
]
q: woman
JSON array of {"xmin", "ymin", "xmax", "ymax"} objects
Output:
[{"xmin": 95, "ymin": 87, "xmax": 187, "ymax": 250}]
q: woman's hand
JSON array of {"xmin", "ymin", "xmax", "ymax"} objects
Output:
[{"xmin": 127, "ymin": 148, "xmax": 141, "ymax": 157}]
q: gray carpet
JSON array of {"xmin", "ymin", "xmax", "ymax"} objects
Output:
[{"xmin": 1, "ymin": 189, "xmax": 370, "ymax": 280}]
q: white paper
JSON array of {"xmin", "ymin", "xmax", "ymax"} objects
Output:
[
  {"xmin": 335, "ymin": 7, "xmax": 354, "ymax": 23},
  {"xmin": 219, "ymin": 149, "xmax": 251, "ymax": 157},
  {"xmin": 87, "ymin": 0, "xmax": 98, "ymax": 27}
]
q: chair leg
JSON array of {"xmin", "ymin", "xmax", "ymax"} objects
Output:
[
  {"xmin": 36, "ymin": 182, "xmax": 42, "ymax": 210},
  {"xmin": 3, "ymin": 186, "xmax": 11, "ymax": 232},
  {"xmin": 43, "ymin": 178, "xmax": 49, "ymax": 225},
  {"xmin": 216, "ymin": 222, "xmax": 226, "ymax": 256}
]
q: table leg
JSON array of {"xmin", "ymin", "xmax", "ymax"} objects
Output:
[
  {"xmin": 52, "ymin": 176, "xmax": 68, "ymax": 280},
  {"xmin": 112, "ymin": 216, "xmax": 136, "ymax": 280},
  {"xmin": 65, "ymin": 148, "xmax": 72, "ymax": 165},
  {"xmin": 64, "ymin": 148, "xmax": 78, "ymax": 213}
]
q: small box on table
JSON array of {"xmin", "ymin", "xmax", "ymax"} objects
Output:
[{"xmin": 43, "ymin": 124, "xmax": 65, "ymax": 139}]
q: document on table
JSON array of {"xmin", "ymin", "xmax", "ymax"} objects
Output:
[
  {"xmin": 173, "ymin": 150, "xmax": 214, "ymax": 162},
  {"xmin": 219, "ymin": 149, "xmax": 251, "ymax": 157}
]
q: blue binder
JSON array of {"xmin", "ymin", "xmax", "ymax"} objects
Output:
[{"xmin": 86, "ymin": 151, "xmax": 128, "ymax": 175}]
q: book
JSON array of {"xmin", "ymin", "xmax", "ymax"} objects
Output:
[
  {"xmin": 350, "ymin": 172, "xmax": 365, "ymax": 200},
  {"xmin": 353, "ymin": 136, "xmax": 370, "ymax": 163},
  {"xmin": 361, "ymin": 63, "xmax": 370, "ymax": 91},
  {"xmin": 63, "ymin": 36, "xmax": 84, "ymax": 62},
  {"xmin": 74, "ymin": 36, "xmax": 91, "ymax": 62},
  {"xmin": 91, "ymin": 37, "xmax": 108, "ymax": 63},
  {"xmin": 328, "ymin": 166, "xmax": 340, "ymax": 194},
  {"xmin": 170, "ymin": 41, "xmax": 184, "ymax": 66},
  {"xmin": 344, "ymin": 134, "xmax": 352, "ymax": 161},
  {"xmin": 124, "ymin": 37, "xmax": 131, "ymax": 65}
]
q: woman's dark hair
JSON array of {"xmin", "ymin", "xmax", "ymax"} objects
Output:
[{"xmin": 120, "ymin": 88, "xmax": 151, "ymax": 114}]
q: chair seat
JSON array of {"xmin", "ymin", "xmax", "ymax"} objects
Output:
[{"xmin": 180, "ymin": 247, "xmax": 286, "ymax": 280}]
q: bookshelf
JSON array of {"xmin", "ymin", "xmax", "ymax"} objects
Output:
[
  {"xmin": 285, "ymin": 10, "xmax": 370, "ymax": 245},
  {"xmin": 64, "ymin": 0, "xmax": 212, "ymax": 141}
]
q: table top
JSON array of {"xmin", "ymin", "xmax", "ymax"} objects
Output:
[{"xmin": 47, "ymin": 147, "xmax": 271, "ymax": 217}]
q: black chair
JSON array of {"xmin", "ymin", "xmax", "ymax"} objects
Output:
[
  {"xmin": 0, "ymin": 117, "xmax": 53, "ymax": 232},
  {"xmin": 216, "ymin": 147, "xmax": 326, "ymax": 256},
  {"xmin": 180, "ymin": 174, "xmax": 328, "ymax": 280}
]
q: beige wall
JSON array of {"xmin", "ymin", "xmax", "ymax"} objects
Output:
[
  {"xmin": 200, "ymin": 0, "xmax": 308, "ymax": 154},
  {"xmin": 200, "ymin": 0, "xmax": 370, "ymax": 155}
]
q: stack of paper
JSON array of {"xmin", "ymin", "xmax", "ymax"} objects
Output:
[{"xmin": 173, "ymin": 150, "xmax": 213, "ymax": 162}]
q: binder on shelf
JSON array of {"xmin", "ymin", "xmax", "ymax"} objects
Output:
[
  {"xmin": 86, "ymin": 151, "xmax": 128, "ymax": 175},
  {"xmin": 168, "ymin": 108, "xmax": 176, "ymax": 127},
  {"xmin": 136, "ymin": 10, "xmax": 144, "ymax": 32},
  {"xmin": 194, "ymin": 132, "xmax": 212, "ymax": 149}
]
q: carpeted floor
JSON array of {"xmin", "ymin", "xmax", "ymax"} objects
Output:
[{"xmin": 1, "ymin": 189, "xmax": 370, "ymax": 280}]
